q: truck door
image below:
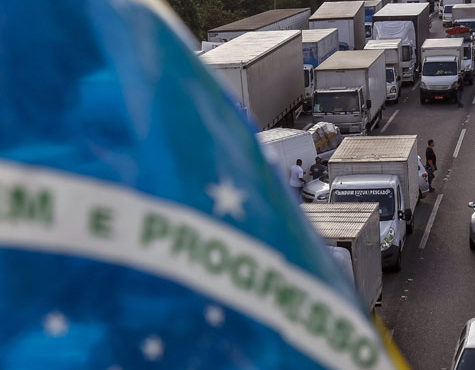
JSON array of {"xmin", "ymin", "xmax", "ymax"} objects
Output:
[{"xmin": 396, "ymin": 185, "xmax": 405, "ymax": 245}]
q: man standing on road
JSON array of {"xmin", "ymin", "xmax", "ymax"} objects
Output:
[
  {"xmin": 456, "ymin": 72, "xmax": 464, "ymax": 108},
  {"xmin": 309, "ymin": 157, "xmax": 327, "ymax": 180},
  {"xmin": 425, "ymin": 139, "xmax": 437, "ymax": 192},
  {"xmin": 289, "ymin": 159, "xmax": 306, "ymax": 200}
]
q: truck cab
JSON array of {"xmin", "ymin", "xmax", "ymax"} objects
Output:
[
  {"xmin": 329, "ymin": 174, "xmax": 411, "ymax": 271},
  {"xmin": 443, "ymin": 4, "xmax": 454, "ymax": 26},
  {"xmin": 313, "ymin": 88, "xmax": 370, "ymax": 135},
  {"xmin": 303, "ymin": 64, "xmax": 316, "ymax": 111},
  {"xmin": 462, "ymin": 42, "xmax": 474, "ymax": 84},
  {"xmin": 421, "ymin": 55, "xmax": 459, "ymax": 102},
  {"xmin": 386, "ymin": 65, "xmax": 401, "ymax": 102},
  {"xmin": 402, "ymin": 43, "xmax": 417, "ymax": 82}
]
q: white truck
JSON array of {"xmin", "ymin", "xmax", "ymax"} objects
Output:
[
  {"xmin": 328, "ymin": 136, "xmax": 419, "ymax": 271},
  {"xmin": 452, "ymin": 3, "xmax": 475, "ymax": 30},
  {"xmin": 301, "ymin": 202, "xmax": 382, "ymax": 311},
  {"xmin": 201, "ymin": 31, "xmax": 304, "ymax": 130},
  {"xmin": 313, "ymin": 50, "xmax": 386, "ymax": 135},
  {"xmin": 373, "ymin": 3, "xmax": 430, "ymax": 82},
  {"xmin": 443, "ymin": 0, "xmax": 465, "ymax": 27},
  {"xmin": 365, "ymin": 0, "xmax": 383, "ymax": 41},
  {"xmin": 309, "ymin": 1, "xmax": 366, "ymax": 50},
  {"xmin": 365, "ymin": 39, "xmax": 403, "ymax": 103},
  {"xmin": 257, "ymin": 128, "xmax": 317, "ymax": 184},
  {"xmin": 207, "ymin": 8, "xmax": 311, "ymax": 42},
  {"xmin": 452, "ymin": 4, "xmax": 475, "ymax": 84},
  {"xmin": 420, "ymin": 38, "xmax": 464, "ymax": 104},
  {"xmin": 302, "ymin": 29, "xmax": 339, "ymax": 110}
]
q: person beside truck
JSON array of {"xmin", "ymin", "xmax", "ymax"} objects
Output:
[
  {"xmin": 425, "ymin": 139, "xmax": 437, "ymax": 192},
  {"xmin": 310, "ymin": 157, "xmax": 328, "ymax": 179},
  {"xmin": 289, "ymin": 159, "xmax": 306, "ymax": 199},
  {"xmin": 457, "ymin": 71, "xmax": 465, "ymax": 107}
]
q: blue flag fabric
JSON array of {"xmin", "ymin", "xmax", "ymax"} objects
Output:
[{"xmin": 0, "ymin": 0, "xmax": 396, "ymax": 369}]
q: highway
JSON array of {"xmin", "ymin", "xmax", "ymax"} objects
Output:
[{"xmin": 372, "ymin": 15, "xmax": 475, "ymax": 369}]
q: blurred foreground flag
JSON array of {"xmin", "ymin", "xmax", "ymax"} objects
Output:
[{"xmin": 0, "ymin": 0, "xmax": 403, "ymax": 369}]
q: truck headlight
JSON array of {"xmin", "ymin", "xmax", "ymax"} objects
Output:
[
  {"xmin": 380, "ymin": 228, "xmax": 395, "ymax": 252},
  {"xmin": 390, "ymin": 86, "xmax": 397, "ymax": 93},
  {"xmin": 420, "ymin": 81, "xmax": 427, "ymax": 89}
]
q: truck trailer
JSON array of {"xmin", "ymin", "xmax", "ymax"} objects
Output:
[
  {"xmin": 313, "ymin": 50, "xmax": 386, "ymax": 135},
  {"xmin": 207, "ymin": 8, "xmax": 311, "ymax": 42},
  {"xmin": 373, "ymin": 3, "xmax": 430, "ymax": 79},
  {"xmin": 309, "ymin": 1, "xmax": 366, "ymax": 50},
  {"xmin": 201, "ymin": 31, "xmax": 304, "ymax": 131},
  {"xmin": 301, "ymin": 202, "xmax": 382, "ymax": 311},
  {"xmin": 302, "ymin": 29, "xmax": 339, "ymax": 109}
]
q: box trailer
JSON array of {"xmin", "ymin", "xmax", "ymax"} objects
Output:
[
  {"xmin": 309, "ymin": 1, "xmax": 366, "ymax": 50},
  {"xmin": 301, "ymin": 202, "xmax": 382, "ymax": 311},
  {"xmin": 373, "ymin": 3, "xmax": 430, "ymax": 72},
  {"xmin": 201, "ymin": 31, "xmax": 304, "ymax": 131},
  {"xmin": 313, "ymin": 50, "xmax": 386, "ymax": 135},
  {"xmin": 207, "ymin": 8, "xmax": 311, "ymax": 42}
]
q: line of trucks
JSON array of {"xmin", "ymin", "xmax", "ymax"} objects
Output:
[
  {"xmin": 200, "ymin": 2, "xmax": 433, "ymax": 135},
  {"xmin": 257, "ymin": 132, "xmax": 421, "ymax": 312}
]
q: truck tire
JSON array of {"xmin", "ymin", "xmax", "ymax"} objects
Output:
[
  {"xmin": 420, "ymin": 96, "xmax": 426, "ymax": 104},
  {"xmin": 406, "ymin": 216, "xmax": 414, "ymax": 234},
  {"xmin": 470, "ymin": 239, "xmax": 475, "ymax": 251},
  {"xmin": 470, "ymin": 77, "xmax": 473, "ymax": 86}
]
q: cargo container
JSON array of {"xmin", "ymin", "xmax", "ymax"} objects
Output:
[
  {"xmin": 201, "ymin": 31, "xmax": 304, "ymax": 130},
  {"xmin": 309, "ymin": 1, "xmax": 366, "ymax": 50},
  {"xmin": 207, "ymin": 8, "xmax": 311, "ymax": 42}
]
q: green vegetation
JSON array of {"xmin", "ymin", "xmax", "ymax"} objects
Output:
[{"xmin": 167, "ymin": 0, "xmax": 319, "ymax": 40}]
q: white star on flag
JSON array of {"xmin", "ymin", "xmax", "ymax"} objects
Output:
[
  {"xmin": 206, "ymin": 178, "xmax": 247, "ymax": 220},
  {"xmin": 205, "ymin": 305, "xmax": 225, "ymax": 327},
  {"xmin": 141, "ymin": 335, "xmax": 164, "ymax": 361},
  {"xmin": 43, "ymin": 311, "xmax": 69, "ymax": 337}
]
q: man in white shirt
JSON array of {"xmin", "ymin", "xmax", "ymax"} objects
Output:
[{"xmin": 289, "ymin": 159, "xmax": 306, "ymax": 200}]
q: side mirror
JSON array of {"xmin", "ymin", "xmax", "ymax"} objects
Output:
[
  {"xmin": 398, "ymin": 209, "xmax": 412, "ymax": 220},
  {"xmin": 366, "ymin": 99, "xmax": 372, "ymax": 109},
  {"xmin": 469, "ymin": 202, "xmax": 475, "ymax": 208}
]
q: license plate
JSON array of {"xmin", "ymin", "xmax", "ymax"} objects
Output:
[{"xmin": 434, "ymin": 96, "xmax": 444, "ymax": 100}]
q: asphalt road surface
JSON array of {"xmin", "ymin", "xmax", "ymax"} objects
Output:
[{"xmin": 372, "ymin": 15, "xmax": 475, "ymax": 370}]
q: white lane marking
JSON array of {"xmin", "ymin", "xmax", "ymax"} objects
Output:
[
  {"xmin": 472, "ymin": 96, "xmax": 475, "ymax": 105},
  {"xmin": 453, "ymin": 129, "xmax": 467, "ymax": 158},
  {"xmin": 411, "ymin": 80, "xmax": 420, "ymax": 91},
  {"xmin": 419, "ymin": 194, "xmax": 444, "ymax": 250},
  {"xmin": 381, "ymin": 109, "xmax": 400, "ymax": 133}
]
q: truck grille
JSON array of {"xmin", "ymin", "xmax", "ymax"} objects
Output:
[{"xmin": 429, "ymin": 84, "xmax": 450, "ymax": 90}]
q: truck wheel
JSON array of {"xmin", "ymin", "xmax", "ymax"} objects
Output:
[
  {"xmin": 406, "ymin": 217, "xmax": 414, "ymax": 234},
  {"xmin": 470, "ymin": 239, "xmax": 475, "ymax": 251},
  {"xmin": 470, "ymin": 78, "xmax": 473, "ymax": 86},
  {"xmin": 420, "ymin": 96, "xmax": 425, "ymax": 104}
]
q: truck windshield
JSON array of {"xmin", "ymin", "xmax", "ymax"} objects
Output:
[
  {"xmin": 304, "ymin": 69, "xmax": 310, "ymax": 88},
  {"xmin": 422, "ymin": 61, "xmax": 457, "ymax": 76},
  {"xmin": 402, "ymin": 45, "xmax": 412, "ymax": 62},
  {"xmin": 444, "ymin": 5, "xmax": 452, "ymax": 13},
  {"xmin": 456, "ymin": 349, "xmax": 475, "ymax": 370},
  {"xmin": 386, "ymin": 68, "xmax": 395, "ymax": 83},
  {"xmin": 464, "ymin": 46, "xmax": 472, "ymax": 60},
  {"xmin": 314, "ymin": 91, "xmax": 359, "ymax": 113},
  {"xmin": 331, "ymin": 188, "xmax": 395, "ymax": 221}
]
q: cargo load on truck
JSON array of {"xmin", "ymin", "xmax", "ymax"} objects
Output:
[
  {"xmin": 301, "ymin": 202, "xmax": 382, "ymax": 311},
  {"xmin": 201, "ymin": 31, "xmax": 304, "ymax": 131},
  {"xmin": 313, "ymin": 50, "xmax": 386, "ymax": 135},
  {"xmin": 309, "ymin": 1, "xmax": 366, "ymax": 50},
  {"xmin": 207, "ymin": 8, "xmax": 311, "ymax": 42}
]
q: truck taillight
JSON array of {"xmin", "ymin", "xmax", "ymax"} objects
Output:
[{"xmin": 423, "ymin": 173, "xmax": 428, "ymax": 179}]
